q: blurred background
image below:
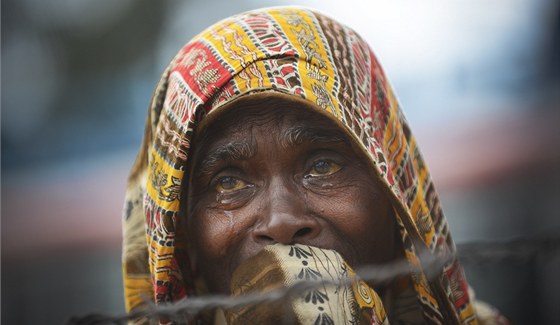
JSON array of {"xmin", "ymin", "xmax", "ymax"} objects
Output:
[{"xmin": 2, "ymin": 0, "xmax": 559, "ymax": 324}]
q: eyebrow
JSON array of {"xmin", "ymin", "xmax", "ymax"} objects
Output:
[
  {"xmin": 194, "ymin": 126, "xmax": 349, "ymax": 176},
  {"xmin": 195, "ymin": 141, "xmax": 255, "ymax": 176},
  {"xmin": 279, "ymin": 126, "xmax": 348, "ymax": 149}
]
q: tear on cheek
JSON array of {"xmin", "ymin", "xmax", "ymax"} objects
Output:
[
  {"xmin": 212, "ymin": 187, "xmax": 255, "ymax": 209},
  {"xmin": 304, "ymin": 180, "xmax": 356, "ymax": 196},
  {"xmin": 224, "ymin": 210, "xmax": 234, "ymax": 228},
  {"xmin": 216, "ymin": 193, "xmax": 235, "ymax": 205}
]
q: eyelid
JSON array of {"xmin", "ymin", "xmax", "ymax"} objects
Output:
[
  {"xmin": 305, "ymin": 149, "xmax": 346, "ymax": 167},
  {"xmin": 208, "ymin": 166, "xmax": 245, "ymax": 182}
]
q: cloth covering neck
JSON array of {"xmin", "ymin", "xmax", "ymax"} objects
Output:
[{"xmin": 123, "ymin": 6, "xmax": 478, "ymax": 324}]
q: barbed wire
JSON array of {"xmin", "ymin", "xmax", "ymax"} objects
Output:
[{"xmin": 67, "ymin": 236, "xmax": 560, "ymax": 325}]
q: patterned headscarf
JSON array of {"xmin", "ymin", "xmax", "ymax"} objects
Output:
[{"xmin": 123, "ymin": 7, "xmax": 479, "ymax": 324}]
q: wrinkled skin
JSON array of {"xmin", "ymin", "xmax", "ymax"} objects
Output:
[{"xmin": 185, "ymin": 95, "xmax": 397, "ymax": 294}]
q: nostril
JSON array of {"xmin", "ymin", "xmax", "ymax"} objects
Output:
[
  {"xmin": 253, "ymin": 218, "xmax": 317, "ymax": 244},
  {"xmin": 257, "ymin": 234, "xmax": 275, "ymax": 243},
  {"xmin": 294, "ymin": 227, "xmax": 311, "ymax": 238}
]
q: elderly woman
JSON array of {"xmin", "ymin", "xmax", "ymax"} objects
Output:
[{"xmin": 122, "ymin": 7, "xmax": 509, "ymax": 325}]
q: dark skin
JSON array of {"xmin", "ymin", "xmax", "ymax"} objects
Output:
[{"xmin": 185, "ymin": 95, "xmax": 397, "ymax": 294}]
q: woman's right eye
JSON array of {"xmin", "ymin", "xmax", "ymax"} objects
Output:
[{"xmin": 214, "ymin": 176, "xmax": 251, "ymax": 193}]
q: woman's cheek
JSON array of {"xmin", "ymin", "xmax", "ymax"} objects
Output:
[{"xmin": 195, "ymin": 209, "xmax": 236, "ymax": 257}]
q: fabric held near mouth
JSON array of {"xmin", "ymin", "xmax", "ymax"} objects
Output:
[{"xmin": 225, "ymin": 244, "xmax": 388, "ymax": 325}]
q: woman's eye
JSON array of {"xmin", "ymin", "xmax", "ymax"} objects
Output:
[
  {"xmin": 215, "ymin": 176, "xmax": 249, "ymax": 193},
  {"xmin": 307, "ymin": 160, "xmax": 341, "ymax": 177}
]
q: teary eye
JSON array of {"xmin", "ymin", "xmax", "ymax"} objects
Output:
[
  {"xmin": 215, "ymin": 176, "xmax": 250, "ymax": 193},
  {"xmin": 306, "ymin": 160, "xmax": 341, "ymax": 177}
]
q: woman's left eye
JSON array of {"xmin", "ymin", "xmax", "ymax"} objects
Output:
[
  {"xmin": 214, "ymin": 176, "xmax": 250, "ymax": 193},
  {"xmin": 306, "ymin": 160, "xmax": 341, "ymax": 177}
]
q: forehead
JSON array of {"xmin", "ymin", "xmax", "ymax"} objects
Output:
[{"xmin": 195, "ymin": 95, "xmax": 349, "ymax": 146}]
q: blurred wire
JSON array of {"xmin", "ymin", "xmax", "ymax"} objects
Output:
[
  {"xmin": 67, "ymin": 235, "xmax": 560, "ymax": 325},
  {"xmin": 457, "ymin": 235, "xmax": 560, "ymax": 265}
]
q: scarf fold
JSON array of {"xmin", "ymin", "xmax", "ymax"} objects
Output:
[{"xmin": 123, "ymin": 6, "xmax": 481, "ymax": 324}]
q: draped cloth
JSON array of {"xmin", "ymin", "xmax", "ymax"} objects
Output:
[
  {"xmin": 225, "ymin": 244, "xmax": 388, "ymax": 325},
  {"xmin": 122, "ymin": 6, "xmax": 489, "ymax": 324}
]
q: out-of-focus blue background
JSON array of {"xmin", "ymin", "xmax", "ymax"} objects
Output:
[{"xmin": 2, "ymin": 1, "xmax": 559, "ymax": 324}]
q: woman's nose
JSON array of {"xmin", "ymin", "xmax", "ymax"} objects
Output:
[{"xmin": 252, "ymin": 179, "xmax": 320, "ymax": 245}]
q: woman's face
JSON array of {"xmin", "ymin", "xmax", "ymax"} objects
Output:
[{"xmin": 186, "ymin": 97, "xmax": 396, "ymax": 294}]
